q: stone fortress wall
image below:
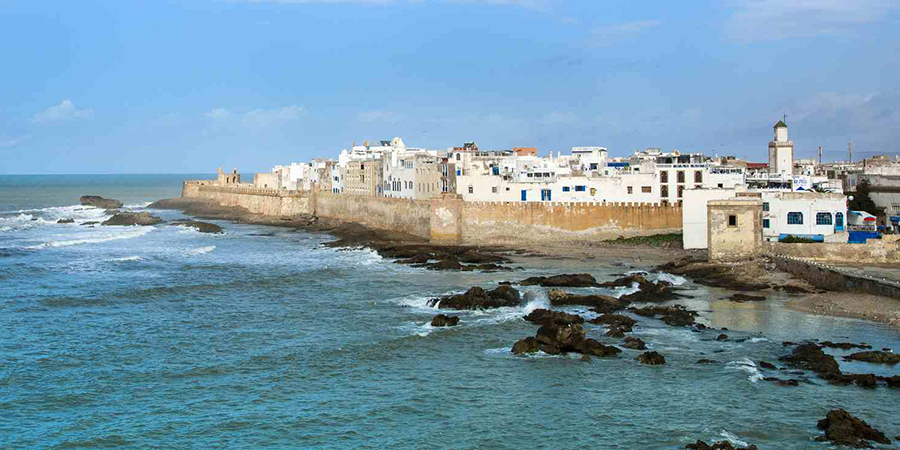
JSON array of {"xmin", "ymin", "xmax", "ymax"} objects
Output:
[{"xmin": 181, "ymin": 180, "xmax": 684, "ymax": 244}]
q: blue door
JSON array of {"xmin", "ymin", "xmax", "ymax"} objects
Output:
[
  {"xmin": 835, "ymin": 212, "xmax": 844, "ymax": 232},
  {"xmin": 541, "ymin": 189, "xmax": 551, "ymax": 201},
  {"xmin": 521, "ymin": 190, "xmax": 527, "ymax": 202}
]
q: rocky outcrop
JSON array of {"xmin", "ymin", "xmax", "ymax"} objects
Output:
[
  {"xmin": 716, "ymin": 334, "xmax": 728, "ymax": 341},
  {"xmin": 816, "ymin": 409, "xmax": 890, "ymax": 448},
  {"xmin": 727, "ymin": 294, "xmax": 766, "ymax": 303},
  {"xmin": 819, "ymin": 341, "xmax": 872, "ymax": 350},
  {"xmin": 512, "ymin": 322, "xmax": 621, "ymax": 357},
  {"xmin": 758, "ymin": 361, "xmax": 776, "ymax": 370},
  {"xmin": 518, "ymin": 273, "xmax": 600, "ymax": 287},
  {"xmin": 372, "ymin": 245, "xmax": 515, "ymax": 272},
  {"xmin": 102, "ymin": 212, "xmax": 164, "ymax": 226},
  {"xmin": 685, "ymin": 440, "xmax": 757, "ymax": 450},
  {"xmin": 629, "ymin": 305, "xmax": 699, "ymax": 328},
  {"xmin": 171, "ymin": 220, "xmax": 224, "ymax": 234},
  {"xmin": 428, "ymin": 285, "xmax": 521, "ymax": 310},
  {"xmin": 523, "ymin": 309, "xmax": 584, "ymax": 326},
  {"xmin": 636, "ymin": 351, "xmax": 666, "ymax": 365},
  {"xmin": 622, "ymin": 337, "xmax": 647, "ymax": 350},
  {"xmin": 431, "ymin": 314, "xmax": 460, "ymax": 327},
  {"xmin": 657, "ymin": 259, "xmax": 769, "ymax": 292},
  {"xmin": 57, "ymin": 218, "xmax": 75, "ymax": 224},
  {"xmin": 80, "ymin": 195, "xmax": 123, "ymax": 209},
  {"xmin": 599, "ymin": 274, "xmax": 686, "ymax": 303},
  {"xmin": 844, "ymin": 351, "xmax": 900, "ymax": 365},
  {"xmin": 81, "ymin": 221, "xmax": 99, "ymax": 226},
  {"xmin": 548, "ymin": 289, "xmax": 627, "ymax": 312},
  {"xmin": 780, "ymin": 342, "xmax": 842, "ymax": 379},
  {"xmin": 763, "ymin": 377, "xmax": 799, "ymax": 387},
  {"xmin": 589, "ymin": 314, "xmax": 637, "ymax": 331}
]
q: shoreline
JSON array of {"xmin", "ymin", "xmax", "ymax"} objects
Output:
[{"xmin": 149, "ymin": 197, "xmax": 900, "ymax": 328}]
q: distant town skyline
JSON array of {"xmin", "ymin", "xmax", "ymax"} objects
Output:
[{"xmin": 1, "ymin": 0, "xmax": 899, "ymax": 174}]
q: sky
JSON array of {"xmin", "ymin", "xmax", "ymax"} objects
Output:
[{"xmin": 1, "ymin": 0, "xmax": 899, "ymax": 174}]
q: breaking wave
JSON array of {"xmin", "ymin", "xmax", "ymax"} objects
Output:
[
  {"xmin": 185, "ymin": 245, "xmax": 216, "ymax": 255},
  {"xmin": 26, "ymin": 227, "xmax": 155, "ymax": 249},
  {"xmin": 725, "ymin": 358, "xmax": 762, "ymax": 382}
]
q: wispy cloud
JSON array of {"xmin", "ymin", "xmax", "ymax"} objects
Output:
[
  {"xmin": 357, "ymin": 110, "xmax": 406, "ymax": 123},
  {"xmin": 204, "ymin": 107, "xmax": 232, "ymax": 119},
  {"xmin": 30, "ymin": 100, "xmax": 94, "ymax": 124},
  {"xmin": 203, "ymin": 105, "xmax": 305, "ymax": 126},
  {"xmin": 588, "ymin": 20, "xmax": 662, "ymax": 46},
  {"xmin": 0, "ymin": 135, "xmax": 30, "ymax": 148},
  {"xmin": 726, "ymin": 0, "xmax": 899, "ymax": 43}
]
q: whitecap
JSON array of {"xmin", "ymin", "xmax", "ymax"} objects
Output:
[
  {"xmin": 124, "ymin": 202, "xmax": 152, "ymax": 208},
  {"xmin": 725, "ymin": 358, "xmax": 762, "ymax": 382},
  {"xmin": 26, "ymin": 227, "xmax": 154, "ymax": 249},
  {"xmin": 656, "ymin": 272, "xmax": 688, "ymax": 286},
  {"xmin": 185, "ymin": 245, "xmax": 216, "ymax": 255},
  {"xmin": 108, "ymin": 256, "xmax": 144, "ymax": 262},
  {"xmin": 718, "ymin": 430, "xmax": 749, "ymax": 448},
  {"xmin": 611, "ymin": 282, "xmax": 641, "ymax": 298},
  {"xmin": 746, "ymin": 337, "xmax": 769, "ymax": 343}
]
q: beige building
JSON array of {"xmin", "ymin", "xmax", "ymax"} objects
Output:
[
  {"xmin": 708, "ymin": 198, "xmax": 763, "ymax": 262},
  {"xmin": 345, "ymin": 159, "xmax": 384, "ymax": 196}
]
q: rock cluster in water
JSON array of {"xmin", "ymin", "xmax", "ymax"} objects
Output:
[
  {"xmin": 635, "ymin": 351, "xmax": 666, "ymax": 365},
  {"xmin": 779, "ymin": 342, "xmax": 900, "ymax": 388},
  {"xmin": 102, "ymin": 212, "xmax": 164, "ymax": 226},
  {"xmin": 685, "ymin": 441, "xmax": 757, "ymax": 450},
  {"xmin": 512, "ymin": 320, "xmax": 622, "ymax": 358},
  {"xmin": 816, "ymin": 409, "xmax": 890, "ymax": 448},
  {"xmin": 80, "ymin": 195, "xmax": 123, "ymax": 209},
  {"xmin": 427, "ymin": 285, "xmax": 521, "ymax": 310},
  {"xmin": 171, "ymin": 220, "xmax": 224, "ymax": 234},
  {"xmin": 518, "ymin": 273, "xmax": 600, "ymax": 287},
  {"xmin": 430, "ymin": 314, "xmax": 460, "ymax": 327}
]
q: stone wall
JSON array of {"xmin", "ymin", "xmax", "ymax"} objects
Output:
[
  {"xmin": 771, "ymin": 256, "xmax": 900, "ymax": 299},
  {"xmin": 182, "ymin": 182, "xmax": 683, "ymax": 244},
  {"xmin": 314, "ymin": 191, "xmax": 432, "ymax": 239},
  {"xmin": 764, "ymin": 235, "xmax": 900, "ymax": 264},
  {"xmin": 707, "ymin": 199, "xmax": 762, "ymax": 263},
  {"xmin": 458, "ymin": 201, "xmax": 683, "ymax": 244}
]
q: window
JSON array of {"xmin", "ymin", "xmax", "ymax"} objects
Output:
[
  {"xmin": 527, "ymin": 173, "xmax": 533, "ymax": 178},
  {"xmin": 694, "ymin": 171, "xmax": 703, "ymax": 183},
  {"xmin": 562, "ymin": 186, "xmax": 571, "ymax": 192},
  {"xmin": 627, "ymin": 186, "xmax": 633, "ymax": 194},
  {"xmin": 677, "ymin": 171, "xmax": 685, "ymax": 183},
  {"xmin": 642, "ymin": 186, "xmax": 652, "ymax": 193},
  {"xmin": 728, "ymin": 215, "xmax": 737, "ymax": 227},
  {"xmin": 468, "ymin": 186, "xmax": 474, "ymax": 194},
  {"xmin": 661, "ymin": 185, "xmax": 669, "ymax": 198},
  {"xmin": 694, "ymin": 185, "xmax": 702, "ymax": 190},
  {"xmin": 575, "ymin": 185, "xmax": 586, "ymax": 192},
  {"xmin": 762, "ymin": 202, "xmax": 769, "ymax": 212},
  {"xmin": 816, "ymin": 212, "xmax": 833, "ymax": 225},
  {"xmin": 787, "ymin": 212, "xmax": 803, "ymax": 225},
  {"xmin": 534, "ymin": 173, "xmax": 543, "ymax": 178},
  {"xmin": 717, "ymin": 183, "xmax": 723, "ymax": 188},
  {"xmin": 492, "ymin": 186, "xmax": 498, "ymax": 194},
  {"xmin": 589, "ymin": 163, "xmax": 598, "ymax": 170},
  {"xmin": 677, "ymin": 186, "xmax": 684, "ymax": 198},
  {"xmin": 660, "ymin": 171, "xmax": 668, "ymax": 183},
  {"xmin": 763, "ymin": 219, "xmax": 770, "ymax": 229}
]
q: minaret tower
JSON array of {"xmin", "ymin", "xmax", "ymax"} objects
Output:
[{"xmin": 767, "ymin": 119, "xmax": 793, "ymax": 176}]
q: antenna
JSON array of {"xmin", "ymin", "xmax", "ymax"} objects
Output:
[
  {"xmin": 818, "ymin": 146, "xmax": 823, "ymax": 165},
  {"xmin": 848, "ymin": 142, "xmax": 853, "ymax": 163}
]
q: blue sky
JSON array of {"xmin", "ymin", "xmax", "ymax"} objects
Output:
[{"xmin": 1, "ymin": 0, "xmax": 898, "ymax": 174}]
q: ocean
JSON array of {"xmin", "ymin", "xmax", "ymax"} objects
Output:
[{"xmin": 1, "ymin": 174, "xmax": 898, "ymax": 449}]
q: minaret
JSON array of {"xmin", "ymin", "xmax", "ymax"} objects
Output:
[{"xmin": 767, "ymin": 120, "xmax": 793, "ymax": 176}]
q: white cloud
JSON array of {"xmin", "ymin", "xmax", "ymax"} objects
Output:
[
  {"xmin": 588, "ymin": 20, "xmax": 662, "ymax": 46},
  {"xmin": 204, "ymin": 107, "xmax": 232, "ymax": 119},
  {"xmin": 31, "ymin": 100, "xmax": 94, "ymax": 123},
  {"xmin": 357, "ymin": 110, "xmax": 406, "ymax": 123},
  {"xmin": 726, "ymin": 0, "xmax": 899, "ymax": 42},
  {"xmin": 243, "ymin": 105, "xmax": 305, "ymax": 126},
  {"xmin": 203, "ymin": 105, "xmax": 305, "ymax": 126},
  {"xmin": 0, "ymin": 135, "xmax": 30, "ymax": 148}
]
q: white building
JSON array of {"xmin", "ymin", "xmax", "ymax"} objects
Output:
[
  {"xmin": 768, "ymin": 120, "xmax": 793, "ymax": 176},
  {"xmin": 761, "ymin": 191, "xmax": 847, "ymax": 242}
]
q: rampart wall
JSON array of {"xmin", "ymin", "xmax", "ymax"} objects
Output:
[
  {"xmin": 763, "ymin": 235, "xmax": 900, "ymax": 264},
  {"xmin": 182, "ymin": 182, "xmax": 684, "ymax": 244}
]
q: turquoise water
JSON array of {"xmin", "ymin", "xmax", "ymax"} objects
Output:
[{"xmin": 1, "ymin": 175, "xmax": 898, "ymax": 449}]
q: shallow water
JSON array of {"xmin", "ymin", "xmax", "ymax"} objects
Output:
[{"xmin": 1, "ymin": 175, "xmax": 899, "ymax": 449}]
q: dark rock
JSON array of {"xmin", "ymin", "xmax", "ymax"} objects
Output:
[
  {"xmin": 763, "ymin": 377, "xmax": 799, "ymax": 387},
  {"xmin": 782, "ymin": 341, "xmax": 796, "ymax": 346},
  {"xmin": 104, "ymin": 209, "xmax": 122, "ymax": 215},
  {"xmin": 171, "ymin": 220, "xmax": 223, "ymax": 234},
  {"xmin": 656, "ymin": 259, "xmax": 769, "ymax": 292},
  {"xmin": 536, "ymin": 322, "xmax": 584, "ymax": 350},
  {"xmin": 629, "ymin": 305, "xmax": 698, "ymax": 327},
  {"xmin": 819, "ymin": 341, "xmax": 872, "ymax": 350},
  {"xmin": 622, "ymin": 337, "xmax": 647, "ymax": 350},
  {"xmin": 608, "ymin": 275, "xmax": 686, "ymax": 303},
  {"xmin": 589, "ymin": 313, "xmax": 637, "ymax": 330},
  {"xmin": 816, "ymin": 409, "xmax": 890, "ymax": 448},
  {"xmin": 102, "ymin": 212, "xmax": 164, "ymax": 226},
  {"xmin": 758, "ymin": 361, "xmax": 777, "ymax": 370},
  {"xmin": 779, "ymin": 342, "xmax": 841, "ymax": 379},
  {"xmin": 548, "ymin": 289, "xmax": 627, "ymax": 312},
  {"xmin": 581, "ymin": 354, "xmax": 591, "ymax": 362},
  {"xmin": 512, "ymin": 322, "xmax": 620, "ymax": 357},
  {"xmin": 727, "ymin": 293, "xmax": 766, "ymax": 303},
  {"xmin": 430, "ymin": 314, "xmax": 460, "ymax": 327},
  {"xmin": 685, "ymin": 440, "xmax": 757, "ymax": 450},
  {"xmin": 457, "ymin": 249, "xmax": 509, "ymax": 264},
  {"xmin": 606, "ymin": 327, "xmax": 627, "ymax": 338},
  {"xmin": 696, "ymin": 359, "xmax": 715, "ymax": 364},
  {"xmin": 395, "ymin": 254, "xmax": 430, "ymax": 264},
  {"xmin": 81, "ymin": 221, "xmax": 99, "ymax": 226},
  {"xmin": 518, "ymin": 273, "xmax": 599, "ymax": 287},
  {"xmin": 599, "ymin": 274, "xmax": 654, "ymax": 289},
  {"xmin": 523, "ymin": 309, "xmax": 583, "ymax": 326},
  {"xmin": 428, "ymin": 285, "xmax": 521, "ymax": 310},
  {"xmin": 512, "ymin": 337, "xmax": 540, "ymax": 355},
  {"xmin": 844, "ymin": 351, "xmax": 900, "ymax": 365},
  {"xmin": 775, "ymin": 284, "xmax": 813, "ymax": 294},
  {"xmin": 716, "ymin": 334, "xmax": 728, "ymax": 341},
  {"xmin": 80, "ymin": 195, "xmax": 123, "ymax": 209},
  {"xmin": 575, "ymin": 338, "xmax": 621, "ymax": 357},
  {"xmin": 636, "ymin": 351, "xmax": 665, "ymax": 365},
  {"xmin": 56, "ymin": 218, "xmax": 75, "ymax": 224}
]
